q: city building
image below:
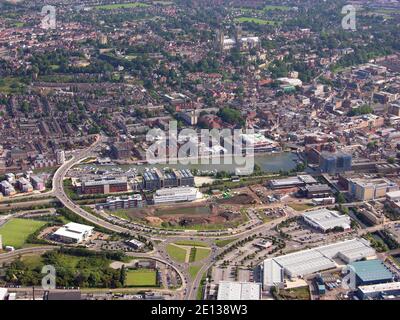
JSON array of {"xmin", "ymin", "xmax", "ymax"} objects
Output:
[
  {"xmin": 241, "ymin": 133, "xmax": 280, "ymax": 153},
  {"xmin": 110, "ymin": 142, "xmax": 132, "ymax": 159},
  {"xmin": 319, "ymin": 152, "xmax": 352, "ymax": 174},
  {"xmin": 302, "ymin": 208, "xmax": 351, "ymax": 232},
  {"xmin": 125, "ymin": 239, "xmax": 145, "ymax": 250},
  {"xmin": 348, "ymin": 177, "xmax": 398, "ymax": 201},
  {"xmin": 269, "ymin": 175, "xmax": 317, "ymax": 189},
  {"xmin": 30, "ymin": 175, "xmax": 46, "ymax": 191},
  {"xmin": 153, "ymin": 187, "xmax": 202, "ymax": 204},
  {"xmin": 217, "ymin": 281, "xmax": 261, "ymax": 300},
  {"xmin": 0, "ymin": 180, "xmax": 16, "ymax": 196},
  {"xmin": 52, "ymin": 222, "xmax": 94, "ymax": 244},
  {"xmin": 56, "ymin": 150, "xmax": 65, "ymax": 165},
  {"xmin": 357, "ymin": 282, "xmax": 400, "ymax": 300},
  {"xmin": 81, "ymin": 177, "xmax": 128, "ymax": 194},
  {"xmin": 16, "ymin": 177, "xmax": 33, "ymax": 193},
  {"xmin": 143, "ymin": 168, "xmax": 194, "ymax": 191},
  {"xmin": 300, "ymin": 184, "xmax": 333, "ymax": 198},
  {"xmin": 349, "ymin": 260, "xmax": 394, "ymax": 286},
  {"xmin": 96, "ymin": 194, "xmax": 143, "ymax": 211},
  {"xmin": 216, "ymin": 27, "xmax": 260, "ymax": 52}
]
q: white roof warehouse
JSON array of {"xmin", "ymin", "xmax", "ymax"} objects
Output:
[
  {"xmin": 53, "ymin": 222, "xmax": 94, "ymax": 244},
  {"xmin": 302, "ymin": 208, "xmax": 351, "ymax": 232},
  {"xmin": 263, "ymin": 238, "xmax": 376, "ymax": 288}
]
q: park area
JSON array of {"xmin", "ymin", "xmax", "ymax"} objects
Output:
[
  {"xmin": 166, "ymin": 241, "xmax": 211, "ymax": 264},
  {"xmin": 125, "ymin": 269, "xmax": 157, "ymax": 287},
  {"xmin": 0, "ymin": 218, "xmax": 46, "ymax": 248}
]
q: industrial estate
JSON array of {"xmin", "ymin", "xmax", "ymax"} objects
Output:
[{"xmin": 0, "ymin": 0, "xmax": 400, "ymax": 303}]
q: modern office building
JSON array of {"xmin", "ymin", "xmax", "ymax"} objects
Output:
[
  {"xmin": 81, "ymin": 177, "xmax": 128, "ymax": 194},
  {"xmin": 217, "ymin": 281, "xmax": 261, "ymax": 300},
  {"xmin": 143, "ymin": 168, "xmax": 194, "ymax": 191},
  {"xmin": 153, "ymin": 187, "xmax": 202, "ymax": 204},
  {"xmin": 319, "ymin": 152, "xmax": 352, "ymax": 174},
  {"xmin": 52, "ymin": 222, "xmax": 94, "ymax": 244},
  {"xmin": 302, "ymin": 208, "xmax": 351, "ymax": 232},
  {"xmin": 96, "ymin": 194, "xmax": 143, "ymax": 211},
  {"xmin": 348, "ymin": 178, "xmax": 399, "ymax": 201}
]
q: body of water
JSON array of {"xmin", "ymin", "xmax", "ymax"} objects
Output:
[{"xmin": 80, "ymin": 152, "xmax": 300, "ymax": 174}]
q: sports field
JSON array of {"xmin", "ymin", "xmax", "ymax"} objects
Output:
[
  {"xmin": 0, "ymin": 218, "xmax": 46, "ymax": 249},
  {"xmin": 234, "ymin": 17, "xmax": 277, "ymax": 25},
  {"xmin": 125, "ymin": 269, "xmax": 157, "ymax": 287}
]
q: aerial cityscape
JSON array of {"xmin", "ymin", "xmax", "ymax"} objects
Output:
[{"xmin": 0, "ymin": 0, "xmax": 400, "ymax": 305}]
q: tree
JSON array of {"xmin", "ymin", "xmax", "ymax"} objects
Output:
[
  {"xmin": 119, "ymin": 265, "xmax": 126, "ymax": 285},
  {"xmin": 337, "ymin": 193, "xmax": 346, "ymax": 204}
]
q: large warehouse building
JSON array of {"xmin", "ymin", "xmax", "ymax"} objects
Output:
[
  {"xmin": 263, "ymin": 238, "xmax": 376, "ymax": 289},
  {"xmin": 302, "ymin": 208, "xmax": 351, "ymax": 232},
  {"xmin": 349, "ymin": 260, "xmax": 394, "ymax": 286},
  {"xmin": 217, "ymin": 281, "xmax": 261, "ymax": 300}
]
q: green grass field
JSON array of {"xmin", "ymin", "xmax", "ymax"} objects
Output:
[
  {"xmin": 166, "ymin": 244, "xmax": 187, "ymax": 263},
  {"xmin": 189, "ymin": 265, "xmax": 201, "ymax": 279},
  {"xmin": 94, "ymin": 2, "xmax": 150, "ymax": 10},
  {"xmin": 215, "ymin": 238, "xmax": 238, "ymax": 248},
  {"xmin": 125, "ymin": 269, "xmax": 157, "ymax": 287},
  {"xmin": 0, "ymin": 218, "xmax": 46, "ymax": 249},
  {"xmin": 174, "ymin": 240, "xmax": 208, "ymax": 247},
  {"xmin": 189, "ymin": 247, "xmax": 211, "ymax": 263},
  {"xmin": 234, "ymin": 17, "xmax": 277, "ymax": 25},
  {"xmin": 263, "ymin": 5, "xmax": 291, "ymax": 11}
]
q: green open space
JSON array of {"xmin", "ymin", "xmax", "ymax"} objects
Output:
[
  {"xmin": 125, "ymin": 269, "xmax": 157, "ymax": 287},
  {"xmin": 288, "ymin": 203, "xmax": 313, "ymax": 211},
  {"xmin": 215, "ymin": 238, "xmax": 238, "ymax": 248},
  {"xmin": 189, "ymin": 265, "xmax": 202, "ymax": 279},
  {"xmin": 263, "ymin": 5, "xmax": 291, "ymax": 11},
  {"xmin": 189, "ymin": 247, "xmax": 211, "ymax": 263},
  {"xmin": 234, "ymin": 17, "xmax": 277, "ymax": 25},
  {"xmin": 174, "ymin": 240, "xmax": 208, "ymax": 247},
  {"xmin": 0, "ymin": 218, "xmax": 46, "ymax": 248},
  {"xmin": 0, "ymin": 77, "xmax": 27, "ymax": 94},
  {"xmin": 166, "ymin": 244, "xmax": 187, "ymax": 263},
  {"xmin": 94, "ymin": 2, "xmax": 150, "ymax": 10},
  {"xmin": 277, "ymin": 286, "xmax": 311, "ymax": 300}
]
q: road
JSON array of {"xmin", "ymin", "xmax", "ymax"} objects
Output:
[{"xmin": 0, "ymin": 246, "xmax": 58, "ymax": 263}]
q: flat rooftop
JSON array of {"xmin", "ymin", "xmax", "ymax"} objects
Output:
[
  {"xmin": 350, "ymin": 260, "xmax": 394, "ymax": 283},
  {"xmin": 217, "ymin": 281, "xmax": 261, "ymax": 300}
]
